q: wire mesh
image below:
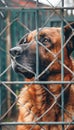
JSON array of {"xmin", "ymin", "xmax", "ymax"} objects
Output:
[{"xmin": 0, "ymin": 0, "xmax": 74, "ymax": 130}]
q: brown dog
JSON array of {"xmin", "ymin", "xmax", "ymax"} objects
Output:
[{"xmin": 10, "ymin": 23, "xmax": 74, "ymax": 130}]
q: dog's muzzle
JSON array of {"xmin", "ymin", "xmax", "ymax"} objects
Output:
[{"xmin": 9, "ymin": 46, "xmax": 36, "ymax": 77}]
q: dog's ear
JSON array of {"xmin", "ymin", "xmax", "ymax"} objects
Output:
[{"xmin": 64, "ymin": 23, "xmax": 74, "ymax": 56}]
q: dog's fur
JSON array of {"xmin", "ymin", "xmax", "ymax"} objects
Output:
[{"xmin": 10, "ymin": 23, "xmax": 74, "ymax": 130}]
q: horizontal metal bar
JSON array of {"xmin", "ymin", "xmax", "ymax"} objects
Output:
[
  {"xmin": 0, "ymin": 121, "xmax": 74, "ymax": 125},
  {"xmin": 0, "ymin": 7, "xmax": 74, "ymax": 10},
  {"xmin": 1, "ymin": 81, "xmax": 74, "ymax": 84}
]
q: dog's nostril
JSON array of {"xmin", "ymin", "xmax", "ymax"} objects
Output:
[{"xmin": 9, "ymin": 47, "xmax": 22, "ymax": 57}]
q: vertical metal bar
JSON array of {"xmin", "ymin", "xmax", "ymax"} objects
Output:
[
  {"xmin": 0, "ymin": 89, "xmax": 2, "ymax": 130},
  {"xmin": 6, "ymin": 11, "xmax": 11, "ymax": 118},
  {"xmin": 0, "ymin": 45, "xmax": 2, "ymax": 130},
  {"xmin": 0, "ymin": 84, "xmax": 2, "ymax": 130},
  {"xmin": 35, "ymin": 0, "xmax": 39, "ymax": 78},
  {"xmin": 61, "ymin": 0, "xmax": 64, "ymax": 130}
]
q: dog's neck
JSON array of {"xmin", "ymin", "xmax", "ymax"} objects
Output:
[{"xmin": 40, "ymin": 68, "xmax": 72, "ymax": 82}]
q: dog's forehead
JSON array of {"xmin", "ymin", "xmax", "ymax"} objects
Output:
[
  {"xmin": 27, "ymin": 27, "xmax": 61, "ymax": 40},
  {"xmin": 39, "ymin": 27, "xmax": 61, "ymax": 36}
]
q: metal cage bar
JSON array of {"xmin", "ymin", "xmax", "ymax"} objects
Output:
[{"xmin": 61, "ymin": 0, "xmax": 64, "ymax": 130}]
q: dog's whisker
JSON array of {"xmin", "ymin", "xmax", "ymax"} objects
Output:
[
  {"xmin": 10, "ymin": 54, "xmax": 36, "ymax": 75},
  {"xmin": 15, "ymin": 61, "xmax": 36, "ymax": 75}
]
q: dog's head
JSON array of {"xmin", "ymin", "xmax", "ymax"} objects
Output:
[{"xmin": 10, "ymin": 23, "xmax": 74, "ymax": 79}]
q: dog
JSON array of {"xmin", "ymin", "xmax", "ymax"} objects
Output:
[{"xmin": 10, "ymin": 23, "xmax": 74, "ymax": 130}]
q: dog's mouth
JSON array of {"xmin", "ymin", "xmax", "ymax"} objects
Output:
[
  {"xmin": 11, "ymin": 58, "xmax": 35, "ymax": 78},
  {"xmin": 16, "ymin": 66, "xmax": 35, "ymax": 78}
]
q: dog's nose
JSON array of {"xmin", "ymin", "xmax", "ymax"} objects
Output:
[{"xmin": 9, "ymin": 46, "xmax": 22, "ymax": 57}]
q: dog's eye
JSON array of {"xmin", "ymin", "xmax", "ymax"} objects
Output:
[
  {"xmin": 44, "ymin": 38, "xmax": 49, "ymax": 42},
  {"xmin": 43, "ymin": 38, "xmax": 51, "ymax": 45}
]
